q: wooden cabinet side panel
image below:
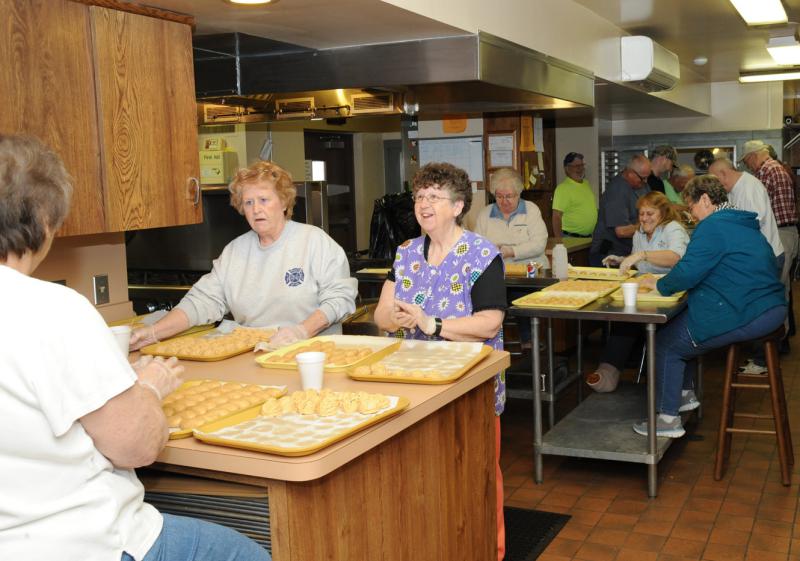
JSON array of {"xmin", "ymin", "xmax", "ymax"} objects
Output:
[
  {"xmin": 90, "ymin": 7, "xmax": 201, "ymax": 232},
  {"xmin": 0, "ymin": 0, "xmax": 104, "ymax": 236},
  {"xmin": 276, "ymin": 382, "xmax": 496, "ymax": 561}
]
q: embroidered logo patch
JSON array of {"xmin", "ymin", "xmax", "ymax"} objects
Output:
[{"xmin": 284, "ymin": 267, "xmax": 305, "ymax": 287}]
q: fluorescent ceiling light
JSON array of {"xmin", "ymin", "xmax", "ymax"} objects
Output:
[
  {"xmin": 767, "ymin": 35, "xmax": 800, "ymax": 64},
  {"xmin": 729, "ymin": 0, "xmax": 787, "ymax": 25},
  {"xmin": 739, "ymin": 69, "xmax": 800, "ymax": 83}
]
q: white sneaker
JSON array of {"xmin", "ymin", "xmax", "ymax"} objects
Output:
[
  {"xmin": 679, "ymin": 390, "xmax": 700, "ymax": 412},
  {"xmin": 633, "ymin": 415, "xmax": 685, "ymax": 438},
  {"xmin": 738, "ymin": 359, "xmax": 768, "ymax": 376}
]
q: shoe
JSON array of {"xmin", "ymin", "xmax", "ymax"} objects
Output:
[
  {"xmin": 679, "ymin": 390, "xmax": 700, "ymax": 412},
  {"xmin": 738, "ymin": 359, "xmax": 768, "ymax": 376},
  {"xmin": 632, "ymin": 415, "xmax": 685, "ymax": 438}
]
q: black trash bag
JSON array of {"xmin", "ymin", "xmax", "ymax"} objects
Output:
[{"xmin": 368, "ymin": 191, "xmax": 421, "ymax": 260}]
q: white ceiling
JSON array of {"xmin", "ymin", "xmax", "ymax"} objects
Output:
[{"xmin": 151, "ymin": 0, "xmax": 800, "ymax": 83}]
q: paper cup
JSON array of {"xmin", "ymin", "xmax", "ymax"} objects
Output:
[
  {"xmin": 621, "ymin": 282, "xmax": 639, "ymax": 307},
  {"xmin": 296, "ymin": 351, "xmax": 325, "ymax": 390},
  {"xmin": 110, "ymin": 325, "xmax": 132, "ymax": 356}
]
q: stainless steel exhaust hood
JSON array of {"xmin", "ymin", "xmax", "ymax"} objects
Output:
[{"xmin": 194, "ymin": 32, "xmax": 594, "ymax": 123}]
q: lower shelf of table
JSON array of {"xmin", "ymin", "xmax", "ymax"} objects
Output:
[{"xmin": 538, "ymin": 383, "xmax": 674, "ymax": 464}]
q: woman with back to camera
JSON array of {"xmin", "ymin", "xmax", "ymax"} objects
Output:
[
  {"xmin": 587, "ymin": 191, "xmax": 690, "ymax": 392},
  {"xmin": 129, "ymin": 160, "xmax": 358, "ymax": 351},
  {"xmin": 634, "ymin": 175, "xmax": 785, "ymax": 437},
  {"xmin": 0, "ymin": 134, "xmax": 270, "ymax": 560},
  {"xmin": 373, "ymin": 162, "xmax": 508, "ymax": 560}
]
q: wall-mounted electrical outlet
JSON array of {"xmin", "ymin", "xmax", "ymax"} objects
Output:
[{"xmin": 93, "ymin": 274, "xmax": 110, "ymax": 305}]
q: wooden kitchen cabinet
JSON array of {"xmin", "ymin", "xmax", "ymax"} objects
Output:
[{"xmin": 0, "ymin": 0, "xmax": 201, "ymax": 236}]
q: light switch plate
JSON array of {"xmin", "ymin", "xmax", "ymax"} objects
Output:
[{"xmin": 93, "ymin": 274, "xmax": 109, "ymax": 305}]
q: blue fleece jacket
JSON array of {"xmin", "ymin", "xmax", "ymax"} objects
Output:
[{"xmin": 656, "ymin": 208, "xmax": 785, "ymax": 343}]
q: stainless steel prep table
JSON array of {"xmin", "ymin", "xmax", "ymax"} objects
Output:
[{"xmin": 510, "ymin": 296, "xmax": 689, "ymax": 497}]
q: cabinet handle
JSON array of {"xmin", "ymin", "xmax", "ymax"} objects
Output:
[{"xmin": 188, "ymin": 177, "xmax": 200, "ymax": 206}]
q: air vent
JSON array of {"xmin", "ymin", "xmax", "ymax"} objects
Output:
[
  {"xmin": 275, "ymin": 97, "xmax": 315, "ymax": 119},
  {"xmin": 203, "ymin": 103, "xmax": 245, "ymax": 124},
  {"xmin": 350, "ymin": 92, "xmax": 395, "ymax": 115}
]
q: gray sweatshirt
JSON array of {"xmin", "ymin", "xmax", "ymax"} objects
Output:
[{"xmin": 176, "ymin": 221, "xmax": 357, "ymax": 334}]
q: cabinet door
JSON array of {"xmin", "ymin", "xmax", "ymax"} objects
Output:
[
  {"xmin": 0, "ymin": 0, "xmax": 105, "ymax": 236},
  {"xmin": 90, "ymin": 6, "xmax": 202, "ymax": 231}
]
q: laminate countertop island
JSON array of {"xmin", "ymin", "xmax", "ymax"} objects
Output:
[{"xmin": 142, "ymin": 348, "xmax": 510, "ymax": 561}]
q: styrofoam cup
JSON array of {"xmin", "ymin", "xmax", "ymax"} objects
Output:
[
  {"xmin": 621, "ymin": 282, "xmax": 638, "ymax": 307},
  {"xmin": 296, "ymin": 351, "xmax": 325, "ymax": 390},
  {"xmin": 110, "ymin": 325, "xmax": 132, "ymax": 356}
]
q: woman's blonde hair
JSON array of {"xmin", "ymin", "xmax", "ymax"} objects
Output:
[
  {"xmin": 228, "ymin": 161, "xmax": 296, "ymax": 219},
  {"xmin": 636, "ymin": 191, "xmax": 681, "ymax": 227}
]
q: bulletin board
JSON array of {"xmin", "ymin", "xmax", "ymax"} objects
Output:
[{"xmin": 419, "ymin": 136, "xmax": 484, "ymax": 181}]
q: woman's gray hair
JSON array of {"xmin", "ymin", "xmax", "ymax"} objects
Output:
[
  {"xmin": 683, "ymin": 174, "xmax": 729, "ymax": 206},
  {"xmin": 0, "ymin": 135, "xmax": 73, "ymax": 260},
  {"xmin": 489, "ymin": 167, "xmax": 524, "ymax": 196}
]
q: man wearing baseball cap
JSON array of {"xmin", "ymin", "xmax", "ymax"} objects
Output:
[
  {"xmin": 552, "ymin": 152, "xmax": 597, "ymax": 237},
  {"xmin": 648, "ymin": 145, "xmax": 678, "ymax": 195}
]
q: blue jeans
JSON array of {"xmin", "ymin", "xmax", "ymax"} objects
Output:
[
  {"xmin": 122, "ymin": 513, "xmax": 270, "ymax": 561},
  {"xmin": 655, "ymin": 305, "xmax": 786, "ymax": 416}
]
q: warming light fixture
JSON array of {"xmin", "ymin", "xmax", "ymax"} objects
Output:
[
  {"xmin": 767, "ymin": 35, "xmax": 800, "ymax": 65},
  {"xmin": 729, "ymin": 0, "xmax": 787, "ymax": 26},
  {"xmin": 739, "ymin": 68, "xmax": 800, "ymax": 83}
]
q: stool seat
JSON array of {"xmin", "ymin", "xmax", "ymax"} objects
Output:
[{"xmin": 715, "ymin": 329, "xmax": 793, "ymax": 485}]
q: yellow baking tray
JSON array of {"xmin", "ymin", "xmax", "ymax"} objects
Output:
[
  {"xmin": 567, "ymin": 266, "xmax": 636, "ymax": 281},
  {"xmin": 142, "ymin": 327, "xmax": 277, "ymax": 361},
  {"xmin": 512, "ymin": 290, "xmax": 600, "ymax": 309},
  {"xmin": 165, "ymin": 379, "xmax": 287, "ymax": 439},
  {"xmin": 356, "ymin": 267, "xmax": 391, "ymax": 275},
  {"xmin": 609, "ymin": 287, "xmax": 686, "ymax": 303},
  {"xmin": 107, "ymin": 315, "xmax": 213, "ymax": 337},
  {"xmin": 255, "ymin": 335, "xmax": 401, "ymax": 372},
  {"xmin": 542, "ymin": 279, "xmax": 621, "ymax": 296},
  {"xmin": 193, "ymin": 395, "xmax": 409, "ymax": 456},
  {"xmin": 347, "ymin": 341, "xmax": 493, "ymax": 384}
]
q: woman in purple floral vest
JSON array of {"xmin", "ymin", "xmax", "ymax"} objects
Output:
[{"xmin": 374, "ymin": 162, "xmax": 508, "ymax": 560}]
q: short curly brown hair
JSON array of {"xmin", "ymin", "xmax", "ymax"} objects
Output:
[
  {"xmin": 229, "ymin": 160, "xmax": 296, "ymax": 219},
  {"xmin": 683, "ymin": 174, "xmax": 729, "ymax": 207},
  {"xmin": 0, "ymin": 135, "xmax": 73, "ymax": 260},
  {"xmin": 412, "ymin": 162, "xmax": 472, "ymax": 225}
]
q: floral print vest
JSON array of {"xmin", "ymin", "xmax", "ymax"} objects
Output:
[{"xmin": 392, "ymin": 231, "xmax": 506, "ymax": 415}]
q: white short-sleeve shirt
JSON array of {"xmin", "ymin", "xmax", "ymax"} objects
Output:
[
  {"xmin": 0, "ymin": 265, "xmax": 162, "ymax": 561},
  {"xmin": 632, "ymin": 221, "xmax": 690, "ymax": 274}
]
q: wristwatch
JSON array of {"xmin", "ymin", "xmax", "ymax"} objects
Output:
[{"xmin": 433, "ymin": 317, "xmax": 443, "ymax": 337}]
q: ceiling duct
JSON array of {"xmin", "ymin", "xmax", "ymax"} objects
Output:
[{"xmin": 193, "ymin": 32, "xmax": 594, "ymax": 123}]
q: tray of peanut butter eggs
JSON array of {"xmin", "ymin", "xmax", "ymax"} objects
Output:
[
  {"xmin": 142, "ymin": 327, "xmax": 277, "ymax": 361},
  {"xmin": 347, "ymin": 340, "xmax": 493, "ymax": 384},
  {"xmin": 192, "ymin": 388, "xmax": 409, "ymax": 456},
  {"xmin": 255, "ymin": 335, "xmax": 401, "ymax": 371},
  {"xmin": 163, "ymin": 379, "xmax": 287, "ymax": 439}
]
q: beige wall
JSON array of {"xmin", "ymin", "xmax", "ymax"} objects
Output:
[
  {"xmin": 353, "ymin": 133, "xmax": 386, "ymax": 250},
  {"xmin": 612, "ymin": 81, "xmax": 784, "ymax": 136},
  {"xmin": 33, "ymin": 233, "xmax": 133, "ymax": 322}
]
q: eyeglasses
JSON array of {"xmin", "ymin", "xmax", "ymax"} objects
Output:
[
  {"xmin": 414, "ymin": 193, "xmax": 452, "ymax": 205},
  {"xmin": 567, "ymin": 162, "xmax": 586, "ymax": 169},
  {"xmin": 494, "ymin": 193, "xmax": 519, "ymax": 201},
  {"xmin": 633, "ymin": 170, "xmax": 648, "ymax": 183}
]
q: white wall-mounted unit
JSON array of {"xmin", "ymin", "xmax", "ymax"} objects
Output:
[{"xmin": 620, "ymin": 36, "xmax": 680, "ymax": 92}]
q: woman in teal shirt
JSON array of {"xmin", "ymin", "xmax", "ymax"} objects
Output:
[{"xmin": 635, "ymin": 175, "xmax": 785, "ymax": 438}]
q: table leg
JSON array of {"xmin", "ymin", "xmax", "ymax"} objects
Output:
[
  {"xmin": 577, "ymin": 320, "xmax": 583, "ymax": 403},
  {"xmin": 547, "ymin": 319, "xmax": 555, "ymax": 428},
  {"xmin": 697, "ymin": 356, "xmax": 704, "ymax": 421},
  {"xmin": 646, "ymin": 323, "xmax": 658, "ymax": 497},
  {"xmin": 532, "ymin": 316, "xmax": 543, "ymax": 483}
]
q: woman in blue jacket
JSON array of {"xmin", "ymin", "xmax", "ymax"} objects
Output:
[{"xmin": 636, "ymin": 175, "xmax": 786, "ymax": 438}]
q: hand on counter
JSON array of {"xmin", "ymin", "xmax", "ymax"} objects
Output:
[
  {"xmin": 130, "ymin": 325, "xmax": 158, "ymax": 351},
  {"xmin": 267, "ymin": 324, "xmax": 309, "ymax": 350},
  {"xmin": 619, "ymin": 252, "xmax": 642, "ymax": 274},
  {"xmin": 132, "ymin": 355, "xmax": 184, "ymax": 400},
  {"xmin": 601, "ymin": 254, "xmax": 624, "ymax": 268}
]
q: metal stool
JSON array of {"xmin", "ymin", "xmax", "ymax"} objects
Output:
[{"xmin": 715, "ymin": 326, "xmax": 793, "ymax": 485}]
